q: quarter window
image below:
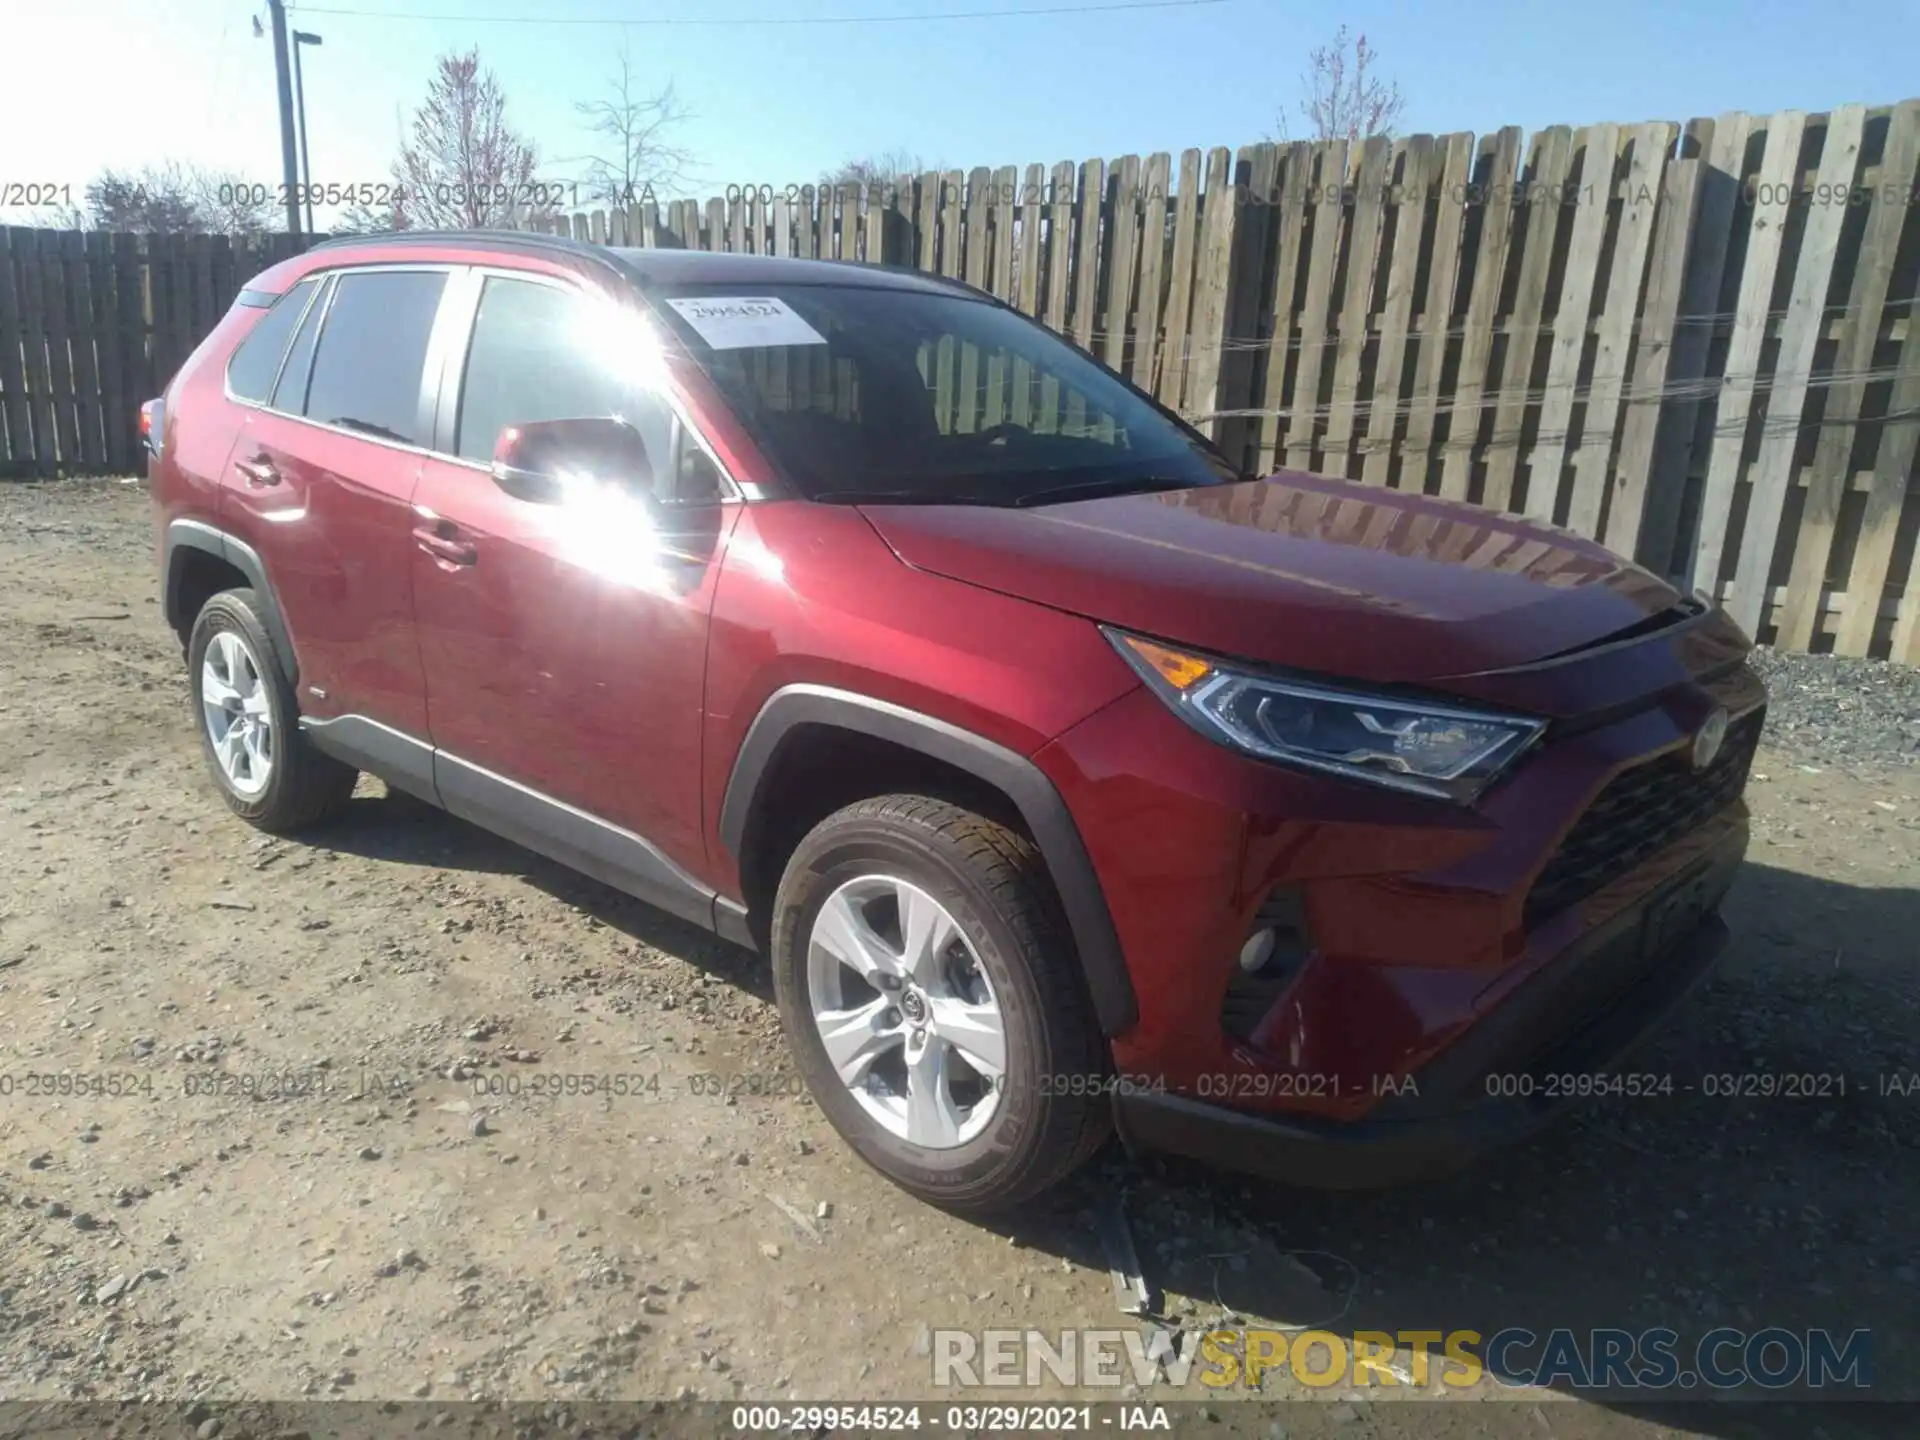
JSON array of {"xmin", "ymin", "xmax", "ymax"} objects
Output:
[
  {"xmin": 225, "ymin": 278, "xmax": 317, "ymax": 404},
  {"xmin": 301, "ymin": 269, "xmax": 448, "ymax": 446},
  {"xmin": 270, "ymin": 275, "xmax": 331, "ymax": 414}
]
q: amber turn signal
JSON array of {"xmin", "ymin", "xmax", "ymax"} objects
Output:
[{"xmin": 1114, "ymin": 633, "xmax": 1212, "ymax": 692}]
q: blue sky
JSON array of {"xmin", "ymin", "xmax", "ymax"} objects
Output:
[{"xmin": 3, "ymin": 0, "xmax": 1916, "ymax": 226}]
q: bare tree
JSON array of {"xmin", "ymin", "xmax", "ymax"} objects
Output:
[
  {"xmin": 1281, "ymin": 26, "xmax": 1407, "ymax": 145},
  {"xmin": 186, "ymin": 168, "xmax": 281, "ymax": 235},
  {"xmin": 81, "ymin": 162, "xmax": 279, "ymax": 234},
  {"xmin": 331, "ymin": 195, "xmax": 409, "ymax": 235},
  {"xmin": 85, "ymin": 164, "xmax": 208, "ymax": 232},
  {"xmin": 393, "ymin": 49, "xmax": 552, "ymax": 228},
  {"xmin": 569, "ymin": 39, "xmax": 693, "ymax": 205},
  {"xmin": 821, "ymin": 149, "xmax": 932, "ymax": 195}
]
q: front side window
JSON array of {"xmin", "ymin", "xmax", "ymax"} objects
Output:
[
  {"xmin": 455, "ymin": 275, "xmax": 675, "ymax": 490},
  {"xmin": 647, "ymin": 284, "xmax": 1235, "ymax": 506},
  {"xmin": 226, "ymin": 277, "xmax": 317, "ymax": 404},
  {"xmin": 302, "ymin": 269, "xmax": 448, "ymax": 446}
]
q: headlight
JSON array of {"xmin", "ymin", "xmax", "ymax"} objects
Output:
[{"xmin": 1106, "ymin": 629, "xmax": 1546, "ymax": 803}]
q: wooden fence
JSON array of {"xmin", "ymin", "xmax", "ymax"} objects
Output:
[
  {"xmin": 530, "ymin": 102, "xmax": 1920, "ymax": 664},
  {"xmin": 0, "ymin": 229, "xmax": 308, "ymax": 479},
  {"xmin": 5, "ymin": 100, "xmax": 1919, "ymax": 661}
]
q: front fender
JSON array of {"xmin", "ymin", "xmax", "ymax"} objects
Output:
[{"xmin": 718, "ymin": 683, "xmax": 1137, "ymax": 1037}]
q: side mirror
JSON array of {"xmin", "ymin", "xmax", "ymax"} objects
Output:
[{"xmin": 491, "ymin": 417, "xmax": 655, "ymax": 506}]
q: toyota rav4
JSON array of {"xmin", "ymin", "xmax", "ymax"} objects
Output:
[{"xmin": 147, "ymin": 231, "xmax": 1764, "ymax": 1210}]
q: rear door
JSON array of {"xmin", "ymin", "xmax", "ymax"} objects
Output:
[
  {"xmin": 221, "ymin": 264, "xmax": 455, "ymax": 738},
  {"xmin": 409, "ymin": 267, "xmax": 739, "ymax": 878}
]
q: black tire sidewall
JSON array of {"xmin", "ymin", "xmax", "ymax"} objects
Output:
[
  {"xmin": 187, "ymin": 590, "xmax": 296, "ymax": 823},
  {"xmin": 772, "ymin": 819, "xmax": 1061, "ymax": 1202}
]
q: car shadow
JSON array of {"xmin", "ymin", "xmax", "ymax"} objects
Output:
[
  {"xmin": 313, "ymin": 784, "xmax": 770, "ymax": 1003},
  {"xmin": 296, "ymin": 795, "xmax": 1915, "ymax": 1431}
]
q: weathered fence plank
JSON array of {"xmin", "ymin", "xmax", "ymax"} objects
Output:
[
  {"xmin": 1251, "ymin": 142, "xmax": 1309, "ymax": 476},
  {"xmin": 1482, "ymin": 125, "xmax": 1574, "ymax": 513},
  {"xmin": 1605, "ymin": 150, "xmax": 1701, "ymax": 561},
  {"xmin": 1437, "ymin": 127, "xmax": 1523, "ymax": 501},
  {"xmin": 0, "ymin": 231, "xmax": 33, "ymax": 475},
  {"xmin": 1129, "ymin": 153, "xmax": 1170, "ymax": 395},
  {"xmin": 1284, "ymin": 140, "xmax": 1349, "ymax": 470},
  {"xmin": 1323, "ymin": 135, "xmax": 1391, "ymax": 477},
  {"xmin": 1728, "ymin": 106, "xmax": 1864, "ymax": 637},
  {"xmin": 1399, "ymin": 131, "xmax": 1476, "ymax": 494},
  {"xmin": 66, "ymin": 230, "xmax": 104, "ymax": 470},
  {"xmin": 1155, "ymin": 149, "xmax": 1202, "ymax": 411},
  {"xmin": 1359, "ymin": 135, "xmax": 1431, "ymax": 486},
  {"xmin": 1693, "ymin": 110, "xmax": 1808, "ymax": 603}
]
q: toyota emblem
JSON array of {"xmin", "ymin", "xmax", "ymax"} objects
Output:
[{"xmin": 1692, "ymin": 707, "xmax": 1730, "ymax": 771}]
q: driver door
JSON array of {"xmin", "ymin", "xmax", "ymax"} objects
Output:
[{"xmin": 410, "ymin": 268, "xmax": 738, "ymax": 887}]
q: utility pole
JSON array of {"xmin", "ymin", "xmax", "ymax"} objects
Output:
[
  {"xmin": 268, "ymin": 0, "xmax": 302, "ymax": 236},
  {"xmin": 292, "ymin": 32, "xmax": 323, "ymax": 235}
]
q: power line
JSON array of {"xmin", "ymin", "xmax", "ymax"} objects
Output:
[{"xmin": 291, "ymin": 0, "xmax": 1225, "ymax": 25}]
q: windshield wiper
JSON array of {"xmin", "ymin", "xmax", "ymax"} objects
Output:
[{"xmin": 1010, "ymin": 475, "xmax": 1199, "ymax": 507}]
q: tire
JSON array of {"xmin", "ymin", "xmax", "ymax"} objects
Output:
[
  {"xmin": 186, "ymin": 588, "xmax": 357, "ymax": 833},
  {"xmin": 770, "ymin": 795, "xmax": 1111, "ymax": 1212}
]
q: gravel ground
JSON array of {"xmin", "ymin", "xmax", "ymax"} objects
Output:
[
  {"xmin": 1747, "ymin": 646, "xmax": 1920, "ymax": 771},
  {"xmin": 0, "ymin": 480, "xmax": 1916, "ymax": 1440}
]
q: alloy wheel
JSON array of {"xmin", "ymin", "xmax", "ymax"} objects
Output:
[
  {"xmin": 200, "ymin": 630, "xmax": 274, "ymax": 798},
  {"xmin": 805, "ymin": 874, "xmax": 1006, "ymax": 1148}
]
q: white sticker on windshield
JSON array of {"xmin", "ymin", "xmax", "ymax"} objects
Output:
[{"xmin": 663, "ymin": 296, "xmax": 826, "ymax": 350}]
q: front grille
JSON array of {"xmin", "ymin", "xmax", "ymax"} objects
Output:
[{"xmin": 1523, "ymin": 708, "xmax": 1763, "ymax": 930}]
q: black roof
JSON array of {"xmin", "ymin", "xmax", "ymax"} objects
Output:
[
  {"xmin": 611, "ymin": 247, "xmax": 964, "ymax": 296},
  {"xmin": 309, "ymin": 228, "xmax": 976, "ymax": 298}
]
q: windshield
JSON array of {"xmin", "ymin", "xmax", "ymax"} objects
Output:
[{"xmin": 645, "ymin": 283, "xmax": 1238, "ymax": 505}]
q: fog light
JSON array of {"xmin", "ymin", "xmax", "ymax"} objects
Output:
[{"xmin": 1239, "ymin": 927, "xmax": 1276, "ymax": 974}]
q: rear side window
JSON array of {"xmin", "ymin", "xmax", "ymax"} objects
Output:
[
  {"xmin": 454, "ymin": 275, "xmax": 674, "ymax": 485},
  {"xmin": 302, "ymin": 269, "xmax": 448, "ymax": 446},
  {"xmin": 226, "ymin": 278, "xmax": 317, "ymax": 403}
]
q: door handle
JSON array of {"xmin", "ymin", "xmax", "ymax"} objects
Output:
[
  {"xmin": 413, "ymin": 525, "xmax": 477, "ymax": 567},
  {"xmin": 235, "ymin": 455, "xmax": 279, "ymax": 487}
]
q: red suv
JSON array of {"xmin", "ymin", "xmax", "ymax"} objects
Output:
[{"xmin": 148, "ymin": 231, "xmax": 1764, "ymax": 1210}]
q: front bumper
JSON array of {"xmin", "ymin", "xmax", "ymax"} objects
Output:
[{"xmin": 1112, "ymin": 828, "xmax": 1742, "ymax": 1188}]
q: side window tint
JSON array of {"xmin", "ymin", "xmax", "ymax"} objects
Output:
[
  {"xmin": 226, "ymin": 278, "xmax": 317, "ymax": 403},
  {"xmin": 303, "ymin": 269, "xmax": 448, "ymax": 445},
  {"xmin": 270, "ymin": 275, "xmax": 330, "ymax": 414},
  {"xmin": 455, "ymin": 276, "xmax": 677, "ymax": 493}
]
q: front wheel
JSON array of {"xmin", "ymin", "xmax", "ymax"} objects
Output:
[{"xmin": 770, "ymin": 795, "xmax": 1111, "ymax": 1211}]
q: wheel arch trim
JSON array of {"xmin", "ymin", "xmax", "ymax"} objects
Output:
[
  {"xmin": 718, "ymin": 683, "xmax": 1138, "ymax": 1036},
  {"xmin": 164, "ymin": 518, "xmax": 299, "ymax": 685}
]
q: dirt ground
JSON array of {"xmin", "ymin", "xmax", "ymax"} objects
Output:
[{"xmin": 1, "ymin": 478, "xmax": 1916, "ymax": 1439}]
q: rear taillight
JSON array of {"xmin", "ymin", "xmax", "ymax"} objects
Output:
[{"xmin": 141, "ymin": 398, "xmax": 164, "ymax": 460}]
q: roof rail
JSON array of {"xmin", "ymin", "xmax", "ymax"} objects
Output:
[{"xmin": 305, "ymin": 228, "xmax": 616, "ymax": 266}]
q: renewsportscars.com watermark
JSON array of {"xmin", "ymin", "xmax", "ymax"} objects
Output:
[{"xmin": 932, "ymin": 1326, "xmax": 1873, "ymax": 1393}]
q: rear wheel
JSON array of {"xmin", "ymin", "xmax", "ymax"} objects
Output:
[
  {"xmin": 770, "ymin": 795, "xmax": 1110, "ymax": 1211},
  {"xmin": 187, "ymin": 589, "xmax": 357, "ymax": 832}
]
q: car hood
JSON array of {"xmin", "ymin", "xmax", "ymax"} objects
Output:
[{"xmin": 858, "ymin": 472, "xmax": 1691, "ymax": 684}]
